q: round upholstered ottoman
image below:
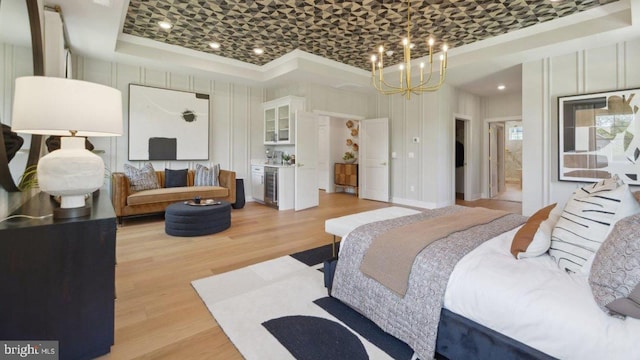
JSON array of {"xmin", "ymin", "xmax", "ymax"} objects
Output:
[{"xmin": 165, "ymin": 201, "xmax": 231, "ymax": 237}]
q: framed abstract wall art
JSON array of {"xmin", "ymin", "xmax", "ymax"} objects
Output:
[
  {"xmin": 129, "ymin": 84, "xmax": 210, "ymax": 161},
  {"xmin": 558, "ymin": 88, "xmax": 640, "ymax": 185}
]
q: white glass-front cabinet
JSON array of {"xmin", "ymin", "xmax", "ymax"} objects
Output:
[{"xmin": 263, "ymin": 96, "xmax": 305, "ymax": 144}]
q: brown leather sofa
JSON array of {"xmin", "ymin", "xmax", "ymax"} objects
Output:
[{"xmin": 111, "ymin": 169, "xmax": 236, "ymax": 224}]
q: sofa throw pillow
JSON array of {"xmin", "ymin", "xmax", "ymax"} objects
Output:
[
  {"xmin": 195, "ymin": 163, "xmax": 220, "ymax": 186},
  {"xmin": 165, "ymin": 168, "xmax": 188, "ymax": 188},
  {"xmin": 550, "ymin": 177, "xmax": 640, "ymax": 273},
  {"xmin": 511, "ymin": 203, "xmax": 557, "ymax": 259},
  {"xmin": 589, "ymin": 213, "xmax": 640, "ymax": 319},
  {"xmin": 124, "ymin": 163, "xmax": 159, "ymax": 192}
]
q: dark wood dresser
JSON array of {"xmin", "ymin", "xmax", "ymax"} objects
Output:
[{"xmin": 0, "ymin": 191, "xmax": 116, "ymax": 360}]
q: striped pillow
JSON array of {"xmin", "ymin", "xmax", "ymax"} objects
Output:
[
  {"xmin": 550, "ymin": 177, "xmax": 640, "ymax": 273},
  {"xmin": 124, "ymin": 163, "xmax": 159, "ymax": 192},
  {"xmin": 195, "ymin": 163, "xmax": 220, "ymax": 186}
]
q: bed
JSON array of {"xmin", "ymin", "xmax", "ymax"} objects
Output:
[{"xmin": 328, "ymin": 182, "xmax": 640, "ymax": 360}]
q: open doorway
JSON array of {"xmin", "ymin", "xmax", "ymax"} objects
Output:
[
  {"xmin": 455, "ymin": 119, "xmax": 465, "ymax": 200},
  {"xmin": 314, "ymin": 111, "xmax": 365, "ymax": 196},
  {"xmin": 488, "ymin": 120, "xmax": 522, "ymax": 202},
  {"xmin": 454, "ymin": 116, "xmax": 472, "ymax": 201}
]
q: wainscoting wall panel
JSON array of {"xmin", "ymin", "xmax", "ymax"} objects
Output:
[
  {"xmin": 74, "ymin": 56, "xmax": 264, "ymax": 199},
  {"xmin": 0, "ymin": 44, "xmax": 34, "ymax": 217},
  {"xmin": 522, "ymin": 38, "xmax": 640, "ymax": 215},
  {"xmin": 376, "ymin": 83, "xmax": 483, "ymax": 209}
]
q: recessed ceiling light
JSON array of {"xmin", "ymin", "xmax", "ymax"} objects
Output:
[
  {"xmin": 209, "ymin": 42, "xmax": 221, "ymax": 49},
  {"xmin": 253, "ymin": 48, "xmax": 264, "ymax": 55},
  {"xmin": 497, "ymin": 84, "xmax": 506, "ymax": 91},
  {"xmin": 158, "ymin": 21, "xmax": 172, "ymax": 30}
]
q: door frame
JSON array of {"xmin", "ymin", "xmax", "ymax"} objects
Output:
[
  {"xmin": 489, "ymin": 122, "xmax": 506, "ymax": 197},
  {"xmin": 483, "ymin": 116, "xmax": 521, "ymax": 198},
  {"xmin": 452, "ymin": 114, "xmax": 472, "ymax": 202},
  {"xmin": 312, "ymin": 110, "xmax": 366, "ymax": 195}
]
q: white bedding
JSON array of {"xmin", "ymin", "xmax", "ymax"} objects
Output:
[{"xmin": 444, "ymin": 227, "xmax": 640, "ymax": 360}]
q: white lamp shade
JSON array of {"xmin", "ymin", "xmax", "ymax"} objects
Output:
[{"xmin": 11, "ymin": 76, "xmax": 123, "ymax": 137}]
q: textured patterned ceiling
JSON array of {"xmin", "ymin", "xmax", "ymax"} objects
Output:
[{"xmin": 123, "ymin": 0, "xmax": 618, "ymax": 71}]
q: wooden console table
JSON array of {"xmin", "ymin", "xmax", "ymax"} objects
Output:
[
  {"xmin": 334, "ymin": 163, "xmax": 358, "ymax": 196},
  {"xmin": 0, "ymin": 191, "xmax": 116, "ymax": 360}
]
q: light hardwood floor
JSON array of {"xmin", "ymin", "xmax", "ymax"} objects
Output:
[{"xmin": 100, "ymin": 192, "xmax": 520, "ymax": 359}]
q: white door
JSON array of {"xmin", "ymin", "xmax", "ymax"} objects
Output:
[
  {"xmin": 317, "ymin": 117, "xmax": 330, "ymax": 190},
  {"xmin": 489, "ymin": 123, "xmax": 498, "ymax": 197},
  {"xmin": 360, "ymin": 118, "xmax": 389, "ymax": 202},
  {"xmin": 496, "ymin": 124, "xmax": 506, "ymax": 194},
  {"xmin": 295, "ymin": 111, "xmax": 319, "ymax": 210}
]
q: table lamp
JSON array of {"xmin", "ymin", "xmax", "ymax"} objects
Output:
[{"xmin": 11, "ymin": 76, "xmax": 122, "ymax": 218}]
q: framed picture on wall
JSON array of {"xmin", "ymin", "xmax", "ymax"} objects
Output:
[
  {"xmin": 558, "ymin": 88, "xmax": 640, "ymax": 185},
  {"xmin": 128, "ymin": 84, "xmax": 210, "ymax": 161}
]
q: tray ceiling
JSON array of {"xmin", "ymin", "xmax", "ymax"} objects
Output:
[{"xmin": 123, "ymin": 0, "xmax": 619, "ymax": 71}]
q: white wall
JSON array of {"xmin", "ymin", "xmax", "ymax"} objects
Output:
[
  {"xmin": 482, "ymin": 92, "xmax": 522, "ymax": 119},
  {"xmin": 0, "ymin": 43, "xmax": 34, "ymax": 218},
  {"xmin": 375, "ymin": 85, "xmax": 483, "ymax": 208},
  {"xmin": 73, "ymin": 55, "xmax": 264, "ymax": 199},
  {"xmin": 8, "ymin": 39, "xmax": 638, "ymax": 217},
  {"xmin": 267, "ymin": 81, "xmax": 483, "ymax": 208},
  {"xmin": 266, "ymin": 83, "xmax": 376, "ymax": 118},
  {"xmin": 522, "ymin": 38, "xmax": 640, "ymax": 215}
]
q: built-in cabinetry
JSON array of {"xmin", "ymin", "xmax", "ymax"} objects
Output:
[
  {"xmin": 335, "ymin": 163, "xmax": 358, "ymax": 195},
  {"xmin": 251, "ymin": 165, "xmax": 265, "ymax": 202},
  {"xmin": 263, "ymin": 96, "xmax": 305, "ymax": 144},
  {"xmin": 0, "ymin": 191, "xmax": 116, "ymax": 360},
  {"xmin": 251, "ymin": 164, "xmax": 294, "ymax": 211},
  {"xmin": 274, "ymin": 166, "xmax": 295, "ymax": 210}
]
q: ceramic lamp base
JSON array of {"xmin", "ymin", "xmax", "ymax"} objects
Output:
[{"xmin": 37, "ymin": 136, "xmax": 104, "ymax": 217}]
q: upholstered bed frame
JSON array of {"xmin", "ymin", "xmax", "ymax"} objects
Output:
[
  {"xmin": 435, "ymin": 309, "xmax": 554, "ymax": 360},
  {"xmin": 323, "ymin": 259, "xmax": 555, "ymax": 360}
]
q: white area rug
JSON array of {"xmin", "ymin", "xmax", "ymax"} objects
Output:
[{"xmin": 192, "ymin": 255, "xmax": 407, "ymax": 359}]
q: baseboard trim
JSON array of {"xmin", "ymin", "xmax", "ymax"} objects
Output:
[
  {"xmin": 391, "ymin": 197, "xmax": 437, "ymax": 209},
  {"xmin": 466, "ymin": 193, "xmax": 483, "ymax": 201}
]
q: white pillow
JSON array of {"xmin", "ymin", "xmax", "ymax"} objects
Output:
[
  {"xmin": 195, "ymin": 163, "xmax": 220, "ymax": 186},
  {"xmin": 518, "ymin": 204, "xmax": 562, "ymax": 259},
  {"xmin": 550, "ymin": 177, "xmax": 640, "ymax": 273}
]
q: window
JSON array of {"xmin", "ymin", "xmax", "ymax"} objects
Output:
[{"xmin": 509, "ymin": 126, "xmax": 523, "ymax": 140}]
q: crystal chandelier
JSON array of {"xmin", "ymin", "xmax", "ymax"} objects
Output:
[{"xmin": 370, "ymin": 0, "xmax": 448, "ymax": 99}]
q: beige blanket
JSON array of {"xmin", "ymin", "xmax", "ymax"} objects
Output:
[{"xmin": 360, "ymin": 207, "xmax": 509, "ymax": 296}]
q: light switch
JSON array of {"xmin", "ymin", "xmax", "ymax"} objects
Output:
[
  {"xmin": 391, "ymin": 152, "xmax": 397, "ymax": 158},
  {"xmin": 408, "ymin": 152, "xmax": 415, "ymax": 158}
]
